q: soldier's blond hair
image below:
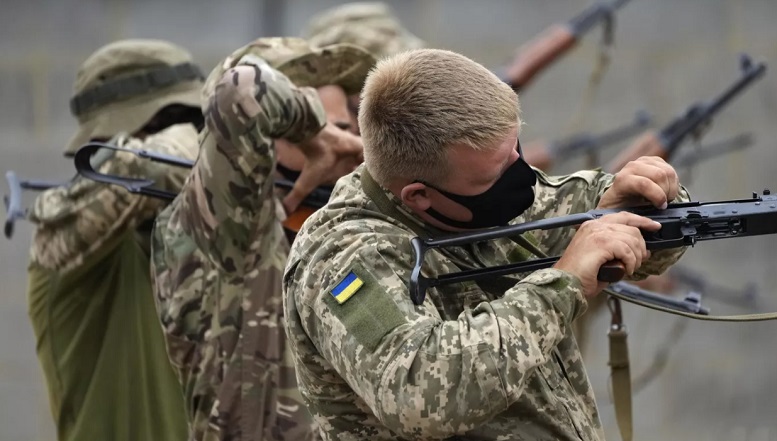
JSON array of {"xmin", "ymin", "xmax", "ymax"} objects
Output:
[{"xmin": 359, "ymin": 48, "xmax": 520, "ymax": 186}]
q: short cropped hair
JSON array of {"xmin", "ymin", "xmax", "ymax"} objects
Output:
[{"xmin": 359, "ymin": 48, "xmax": 520, "ymax": 186}]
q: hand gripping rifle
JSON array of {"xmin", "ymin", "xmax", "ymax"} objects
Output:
[
  {"xmin": 606, "ymin": 54, "xmax": 766, "ymax": 173},
  {"xmin": 408, "ymin": 190, "xmax": 777, "ymax": 311},
  {"xmin": 524, "ymin": 110, "xmax": 652, "ymax": 171},
  {"xmin": 502, "ymin": 0, "xmax": 631, "ymax": 92}
]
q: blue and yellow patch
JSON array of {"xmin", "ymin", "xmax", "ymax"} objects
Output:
[{"xmin": 330, "ymin": 271, "xmax": 364, "ymax": 304}]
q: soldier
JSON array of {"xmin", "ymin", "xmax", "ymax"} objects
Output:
[
  {"xmin": 150, "ymin": 38, "xmax": 375, "ymax": 440},
  {"xmin": 26, "ymin": 39, "xmax": 204, "ymax": 441},
  {"xmin": 283, "ymin": 49, "xmax": 689, "ymax": 440}
]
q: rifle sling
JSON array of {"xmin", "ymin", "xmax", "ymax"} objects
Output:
[{"xmin": 360, "ymin": 169, "xmax": 429, "ymax": 239}]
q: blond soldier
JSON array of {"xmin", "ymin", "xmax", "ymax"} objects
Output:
[
  {"xmin": 150, "ymin": 38, "xmax": 375, "ymax": 440},
  {"xmin": 283, "ymin": 49, "xmax": 689, "ymax": 440},
  {"xmin": 27, "ymin": 39, "xmax": 204, "ymax": 441}
]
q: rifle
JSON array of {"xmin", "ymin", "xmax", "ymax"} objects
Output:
[
  {"xmin": 3, "ymin": 171, "xmax": 63, "ymax": 239},
  {"xmin": 73, "ymin": 142, "xmax": 332, "ymax": 208},
  {"xmin": 671, "ymin": 133, "xmax": 754, "ymax": 170},
  {"xmin": 606, "ymin": 54, "xmax": 766, "ymax": 173},
  {"xmin": 502, "ymin": 0, "xmax": 631, "ymax": 91},
  {"xmin": 523, "ymin": 110, "xmax": 652, "ymax": 171},
  {"xmin": 408, "ymin": 190, "xmax": 777, "ymax": 306}
]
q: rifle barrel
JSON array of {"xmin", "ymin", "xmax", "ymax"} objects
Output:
[{"xmin": 660, "ymin": 56, "xmax": 766, "ymax": 155}]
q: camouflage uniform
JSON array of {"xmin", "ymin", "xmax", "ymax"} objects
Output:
[
  {"xmin": 26, "ymin": 39, "xmax": 204, "ymax": 441},
  {"xmin": 283, "ymin": 165, "xmax": 689, "ymax": 440},
  {"xmin": 303, "ymin": 2, "xmax": 425, "ymax": 59},
  {"xmin": 150, "ymin": 38, "xmax": 375, "ymax": 441}
]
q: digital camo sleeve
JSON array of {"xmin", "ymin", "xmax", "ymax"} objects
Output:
[{"xmin": 288, "ymin": 227, "xmax": 588, "ymax": 439}]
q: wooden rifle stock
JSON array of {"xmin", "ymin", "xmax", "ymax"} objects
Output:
[
  {"xmin": 504, "ymin": 0, "xmax": 632, "ymax": 91},
  {"xmin": 505, "ymin": 25, "xmax": 577, "ymax": 91}
]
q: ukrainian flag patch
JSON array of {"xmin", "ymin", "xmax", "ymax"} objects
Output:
[{"xmin": 330, "ymin": 271, "xmax": 364, "ymax": 304}]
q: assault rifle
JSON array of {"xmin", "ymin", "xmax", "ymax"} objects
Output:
[
  {"xmin": 72, "ymin": 142, "xmax": 332, "ymax": 207},
  {"xmin": 502, "ymin": 0, "xmax": 631, "ymax": 91},
  {"xmin": 606, "ymin": 54, "xmax": 766, "ymax": 173},
  {"xmin": 408, "ymin": 190, "xmax": 777, "ymax": 306},
  {"xmin": 2, "ymin": 143, "xmax": 333, "ymax": 239},
  {"xmin": 523, "ymin": 110, "xmax": 652, "ymax": 171}
]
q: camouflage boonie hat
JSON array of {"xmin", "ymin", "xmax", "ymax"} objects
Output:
[
  {"xmin": 201, "ymin": 37, "xmax": 377, "ymax": 107},
  {"xmin": 65, "ymin": 39, "xmax": 204, "ymax": 155},
  {"xmin": 302, "ymin": 2, "xmax": 425, "ymax": 59}
]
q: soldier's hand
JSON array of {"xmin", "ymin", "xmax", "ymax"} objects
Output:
[
  {"xmin": 283, "ymin": 123, "xmax": 363, "ymax": 213},
  {"xmin": 553, "ymin": 212, "xmax": 662, "ymax": 297},
  {"xmin": 598, "ymin": 156, "xmax": 680, "ymax": 210}
]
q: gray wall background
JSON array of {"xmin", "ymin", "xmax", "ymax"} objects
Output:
[{"xmin": 2, "ymin": 0, "xmax": 777, "ymax": 440}]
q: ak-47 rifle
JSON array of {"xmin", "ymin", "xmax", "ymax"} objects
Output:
[
  {"xmin": 73, "ymin": 143, "xmax": 332, "ymax": 208},
  {"xmin": 502, "ymin": 0, "xmax": 631, "ymax": 92},
  {"xmin": 523, "ymin": 110, "xmax": 652, "ymax": 172},
  {"xmin": 408, "ymin": 190, "xmax": 777, "ymax": 307},
  {"xmin": 2, "ymin": 142, "xmax": 334, "ymax": 239},
  {"xmin": 3, "ymin": 171, "xmax": 64, "ymax": 238},
  {"xmin": 606, "ymin": 54, "xmax": 766, "ymax": 173},
  {"xmin": 73, "ymin": 142, "xmax": 332, "ymax": 236}
]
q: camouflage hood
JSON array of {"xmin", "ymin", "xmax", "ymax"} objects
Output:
[
  {"xmin": 65, "ymin": 39, "xmax": 205, "ymax": 155},
  {"xmin": 201, "ymin": 37, "xmax": 377, "ymax": 108},
  {"xmin": 302, "ymin": 2, "xmax": 425, "ymax": 59}
]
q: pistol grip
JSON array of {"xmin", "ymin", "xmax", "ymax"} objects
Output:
[{"xmin": 598, "ymin": 260, "xmax": 626, "ymax": 283}]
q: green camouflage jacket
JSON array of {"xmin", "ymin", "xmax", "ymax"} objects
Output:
[
  {"xmin": 151, "ymin": 56, "xmax": 324, "ymax": 440},
  {"xmin": 283, "ymin": 165, "xmax": 689, "ymax": 440}
]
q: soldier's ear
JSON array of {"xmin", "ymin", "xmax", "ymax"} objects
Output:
[{"xmin": 400, "ymin": 182, "xmax": 432, "ymax": 212}]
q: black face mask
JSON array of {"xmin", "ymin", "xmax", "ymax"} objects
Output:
[{"xmin": 422, "ymin": 156, "xmax": 537, "ymax": 229}]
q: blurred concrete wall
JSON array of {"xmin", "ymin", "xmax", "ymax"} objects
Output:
[{"xmin": 1, "ymin": 0, "xmax": 776, "ymax": 440}]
